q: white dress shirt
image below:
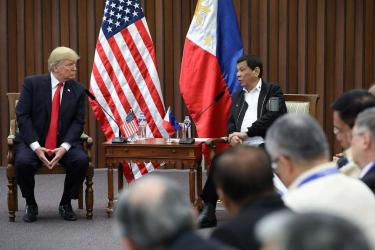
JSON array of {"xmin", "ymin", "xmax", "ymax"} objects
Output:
[
  {"xmin": 241, "ymin": 79, "xmax": 264, "ymax": 146},
  {"xmin": 30, "ymin": 73, "xmax": 71, "ymax": 152}
]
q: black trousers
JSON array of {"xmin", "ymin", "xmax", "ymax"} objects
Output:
[
  {"xmin": 201, "ymin": 143, "xmax": 265, "ymax": 207},
  {"xmin": 14, "ymin": 142, "xmax": 89, "ymax": 201}
]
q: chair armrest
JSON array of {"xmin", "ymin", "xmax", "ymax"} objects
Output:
[
  {"xmin": 80, "ymin": 133, "xmax": 93, "ymax": 166},
  {"xmin": 7, "ymin": 134, "xmax": 15, "ymax": 147},
  {"xmin": 80, "ymin": 133, "xmax": 93, "ymax": 147}
]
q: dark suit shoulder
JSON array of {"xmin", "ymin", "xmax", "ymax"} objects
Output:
[
  {"xmin": 168, "ymin": 232, "xmax": 234, "ymax": 250},
  {"xmin": 211, "ymin": 194, "xmax": 287, "ymax": 250},
  {"xmin": 24, "ymin": 74, "xmax": 50, "ymax": 82},
  {"xmin": 362, "ymin": 170, "xmax": 375, "ymax": 194}
]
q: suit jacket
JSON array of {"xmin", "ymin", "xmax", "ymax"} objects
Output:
[
  {"xmin": 361, "ymin": 167, "xmax": 375, "ymax": 194},
  {"xmin": 227, "ymin": 80, "xmax": 287, "ymax": 137},
  {"xmin": 16, "ymin": 74, "xmax": 85, "ymax": 147},
  {"xmin": 211, "ymin": 193, "xmax": 287, "ymax": 250},
  {"xmin": 284, "ymin": 162, "xmax": 375, "ymax": 247},
  {"xmin": 167, "ymin": 231, "xmax": 235, "ymax": 250}
]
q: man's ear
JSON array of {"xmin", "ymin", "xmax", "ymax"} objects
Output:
[
  {"xmin": 254, "ymin": 66, "xmax": 260, "ymax": 77},
  {"xmin": 217, "ymin": 188, "xmax": 229, "ymax": 209},
  {"xmin": 277, "ymin": 156, "xmax": 295, "ymax": 187},
  {"xmin": 123, "ymin": 238, "xmax": 139, "ymax": 250},
  {"xmin": 217, "ymin": 188, "xmax": 237, "ymax": 215},
  {"xmin": 363, "ymin": 132, "xmax": 373, "ymax": 150}
]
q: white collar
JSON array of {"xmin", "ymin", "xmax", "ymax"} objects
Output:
[
  {"xmin": 359, "ymin": 160, "xmax": 375, "ymax": 179},
  {"xmin": 243, "ymin": 78, "xmax": 262, "ymax": 93},
  {"xmin": 50, "ymin": 73, "xmax": 65, "ymax": 88}
]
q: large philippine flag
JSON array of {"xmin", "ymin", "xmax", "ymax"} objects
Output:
[{"xmin": 179, "ymin": 0, "xmax": 243, "ymax": 138}]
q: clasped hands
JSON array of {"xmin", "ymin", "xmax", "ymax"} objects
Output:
[
  {"xmin": 227, "ymin": 132, "xmax": 248, "ymax": 146},
  {"xmin": 35, "ymin": 147, "xmax": 67, "ymax": 169}
]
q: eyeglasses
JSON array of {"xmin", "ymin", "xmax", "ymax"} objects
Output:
[{"xmin": 333, "ymin": 127, "xmax": 341, "ymax": 135}]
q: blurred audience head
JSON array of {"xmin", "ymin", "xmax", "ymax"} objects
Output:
[
  {"xmin": 352, "ymin": 107, "xmax": 375, "ymax": 168},
  {"xmin": 331, "ymin": 89, "xmax": 375, "ymax": 149},
  {"xmin": 256, "ymin": 211, "xmax": 372, "ymax": 250},
  {"xmin": 265, "ymin": 113, "xmax": 329, "ymax": 187},
  {"xmin": 114, "ymin": 175, "xmax": 195, "ymax": 250},
  {"xmin": 369, "ymin": 83, "xmax": 375, "ymax": 96},
  {"xmin": 214, "ymin": 145, "xmax": 274, "ymax": 214}
]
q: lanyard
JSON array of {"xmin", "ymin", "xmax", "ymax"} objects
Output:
[{"xmin": 297, "ymin": 168, "xmax": 339, "ymax": 188}]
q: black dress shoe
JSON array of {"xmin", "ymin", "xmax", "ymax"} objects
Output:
[
  {"xmin": 59, "ymin": 204, "xmax": 77, "ymax": 221},
  {"xmin": 197, "ymin": 203, "xmax": 217, "ymax": 228},
  {"xmin": 23, "ymin": 204, "xmax": 38, "ymax": 223}
]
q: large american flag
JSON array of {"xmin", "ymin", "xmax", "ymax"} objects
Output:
[{"xmin": 89, "ymin": 0, "xmax": 167, "ymax": 181}]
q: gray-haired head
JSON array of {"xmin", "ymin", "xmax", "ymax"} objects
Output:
[
  {"xmin": 355, "ymin": 107, "xmax": 375, "ymax": 141},
  {"xmin": 114, "ymin": 175, "xmax": 194, "ymax": 250},
  {"xmin": 256, "ymin": 211, "xmax": 372, "ymax": 250},
  {"xmin": 265, "ymin": 113, "xmax": 329, "ymax": 165},
  {"xmin": 369, "ymin": 83, "xmax": 375, "ymax": 96}
]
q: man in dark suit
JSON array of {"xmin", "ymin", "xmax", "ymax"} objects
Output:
[
  {"xmin": 210, "ymin": 145, "xmax": 287, "ymax": 250},
  {"xmin": 114, "ymin": 176, "xmax": 234, "ymax": 250},
  {"xmin": 198, "ymin": 55, "xmax": 287, "ymax": 227},
  {"xmin": 352, "ymin": 107, "xmax": 375, "ymax": 194},
  {"xmin": 15, "ymin": 47, "xmax": 88, "ymax": 222}
]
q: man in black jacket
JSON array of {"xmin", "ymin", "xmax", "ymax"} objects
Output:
[
  {"xmin": 198, "ymin": 54, "xmax": 287, "ymax": 228},
  {"xmin": 211, "ymin": 145, "xmax": 287, "ymax": 250}
]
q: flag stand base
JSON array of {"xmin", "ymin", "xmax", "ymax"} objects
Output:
[{"xmin": 112, "ymin": 137, "xmax": 128, "ymax": 143}]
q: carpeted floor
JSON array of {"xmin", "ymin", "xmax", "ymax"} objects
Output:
[{"xmin": 0, "ymin": 167, "xmax": 229, "ymax": 250}]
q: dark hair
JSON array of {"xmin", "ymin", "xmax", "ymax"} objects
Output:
[
  {"xmin": 214, "ymin": 145, "xmax": 273, "ymax": 204},
  {"xmin": 331, "ymin": 89, "xmax": 375, "ymax": 128},
  {"xmin": 237, "ymin": 54, "xmax": 263, "ymax": 78}
]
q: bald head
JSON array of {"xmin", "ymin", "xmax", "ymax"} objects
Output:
[{"xmin": 214, "ymin": 145, "xmax": 274, "ymax": 204}]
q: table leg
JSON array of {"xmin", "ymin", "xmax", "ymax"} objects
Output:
[
  {"xmin": 189, "ymin": 163, "xmax": 196, "ymax": 204},
  {"xmin": 107, "ymin": 163, "xmax": 114, "ymax": 217},
  {"xmin": 118, "ymin": 162, "xmax": 123, "ymax": 191},
  {"xmin": 196, "ymin": 160, "xmax": 202, "ymax": 195}
]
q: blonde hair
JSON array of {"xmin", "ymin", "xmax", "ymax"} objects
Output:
[{"xmin": 48, "ymin": 47, "xmax": 80, "ymax": 71}]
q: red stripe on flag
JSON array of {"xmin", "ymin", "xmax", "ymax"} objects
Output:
[
  {"xmin": 135, "ymin": 20, "xmax": 158, "ymax": 67},
  {"xmin": 136, "ymin": 162, "xmax": 149, "ymax": 175},
  {"xmin": 123, "ymin": 162, "xmax": 135, "ymax": 183}
]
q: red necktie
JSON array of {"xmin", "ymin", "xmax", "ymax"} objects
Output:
[{"xmin": 45, "ymin": 82, "xmax": 63, "ymax": 155}]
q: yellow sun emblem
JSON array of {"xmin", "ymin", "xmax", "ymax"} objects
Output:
[{"xmin": 193, "ymin": 0, "xmax": 211, "ymax": 25}]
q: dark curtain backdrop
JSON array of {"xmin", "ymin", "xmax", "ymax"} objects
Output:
[{"xmin": 1, "ymin": 0, "xmax": 375, "ymax": 167}]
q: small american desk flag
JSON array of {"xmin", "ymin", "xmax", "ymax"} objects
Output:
[
  {"xmin": 122, "ymin": 110, "xmax": 138, "ymax": 138},
  {"xmin": 89, "ymin": 0, "xmax": 168, "ymax": 182}
]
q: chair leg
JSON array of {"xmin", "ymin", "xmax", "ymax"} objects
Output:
[
  {"xmin": 85, "ymin": 168, "xmax": 94, "ymax": 219},
  {"xmin": 13, "ymin": 180, "xmax": 18, "ymax": 211},
  {"xmin": 7, "ymin": 176, "xmax": 16, "ymax": 222},
  {"xmin": 78, "ymin": 186, "xmax": 83, "ymax": 209}
]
